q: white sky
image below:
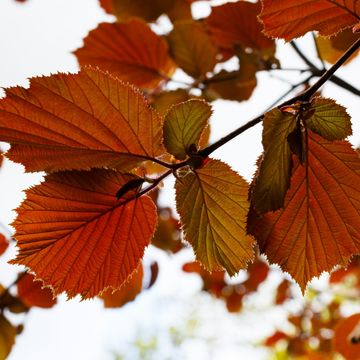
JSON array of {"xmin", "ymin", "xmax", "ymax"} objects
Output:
[{"xmin": 0, "ymin": 1, "xmax": 359, "ymax": 359}]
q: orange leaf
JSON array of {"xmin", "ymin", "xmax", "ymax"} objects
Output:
[
  {"xmin": 0, "ymin": 68, "xmax": 164, "ymax": 172},
  {"xmin": 249, "ymin": 132, "xmax": 360, "ymax": 292},
  {"xmin": 74, "ymin": 20, "xmax": 175, "ymax": 90},
  {"xmin": 100, "ymin": 263, "xmax": 143, "ymax": 308},
  {"xmin": 176, "ymin": 159, "xmax": 255, "ymax": 275},
  {"xmin": 10, "ymin": 169, "xmax": 157, "ymax": 299},
  {"xmin": 207, "ymin": 1, "xmax": 275, "ymax": 52},
  {"xmin": 260, "ymin": 0, "xmax": 360, "ymax": 40},
  {"xmin": 333, "ymin": 313, "xmax": 360, "ymax": 359},
  {"xmin": 17, "ymin": 273, "xmax": 56, "ymax": 309},
  {"xmin": 0, "ymin": 234, "xmax": 8, "ymax": 256}
]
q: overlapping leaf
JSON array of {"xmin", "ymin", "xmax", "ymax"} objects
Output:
[
  {"xmin": 100, "ymin": 263, "xmax": 143, "ymax": 308},
  {"xmin": 251, "ymin": 97, "xmax": 351, "ymax": 213},
  {"xmin": 0, "ymin": 68, "xmax": 164, "ymax": 172},
  {"xmin": 163, "ymin": 99, "xmax": 211, "ymax": 160},
  {"xmin": 207, "ymin": 1, "xmax": 275, "ymax": 52},
  {"xmin": 0, "ymin": 234, "xmax": 8, "ymax": 256},
  {"xmin": 167, "ymin": 20, "xmax": 218, "ymax": 78},
  {"xmin": 204, "ymin": 52, "xmax": 258, "ymax": 102},
  {"xmin": 175, "ymin": 159, "xmax": 254, "ymax": 275},
  {"xmin": 316, "ymin": 29, "xmax": 360, "ymax": 65},
  {"xmin": 260, "ymin": 0, "xmax": 360, "ymax": 40},
  {"xmin": 250, "ymin": 108, "xmax": 297, "ymax": 213},
  {"xmin": 17, "ymin": 273, "xmax": 56, "ymax": 308},
  {"xmin": 249, "ymin": 132, "xmax": 360, "ymax": 291},
  {"xmin": 74, "ymin": 20, "xmax": 175, "ymax": 89},
  {"xmin": 10, "ymin": 169, "xmax": 157, "ymax": 299}
]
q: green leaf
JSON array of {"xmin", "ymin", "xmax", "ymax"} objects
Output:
[
  {"xmin": 175, "ymin": 159, "xmax": 254, "ymax": 275},
  {"xmin": 304, "ymin": 97, "xmax": 352, "ymax": 141},
  {"xmin": 251, "ymin": 108, "xmax": 296, "ymax": 213},
  {"xmin": 163, "ymin": 99, "xmax": 212, "ymax": 160}
]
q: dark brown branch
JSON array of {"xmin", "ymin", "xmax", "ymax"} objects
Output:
[{"xmin": 290, "ymin": 40, "xmax": 360, "ymax": 96}]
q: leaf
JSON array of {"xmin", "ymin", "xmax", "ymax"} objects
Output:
[
  {"xmin": 207, "ymin": 1, "xmax": 275, "ymax": 52},
  {"xmin": 152, "ymin": 89, "xmax": 192, "ymax": 116},
  {"xmin": 0, "ymin": 68, "xmax": 164, "ymax": 173},
  {"xmin": 0, "ymin": 314, "xmax": 16, "ymax": 360},
  {"xmin": 0, "ymin": 234, "xmax": 8, "ymax": 256},
  {"xmin": 304, "ymin": 97, "xmax": 352, "ymax": 140},
  {"xmin": 251, "ymin": 97, "xmax": 352, "ymax": 213},
  {"xmin": 333, "ymin": 313, "xmax": 360, "ymax": 359},
  {"xmin": 248, "ymin": 132, "xmax": 360, "ymax": 292},
  {"xmin": 167, "ymin": 20, "xmax": 218, "ymax": 78},
  {"xmin": 163, "ymin": 99, "xmax": 212, "ymax": 160},
  {"xmin": 10, "ymin": 169, "xmax": 157, "ymax": 299},
  {"xmin": 260, "ymin": 0, "xmax": 360, "ymax": 40},
  {"xmin": 17, "ymin": 273, "xmax": 56, "ymax": 308},
  {"xmin": 74, "ymin": 20, "xmax": 175, "ymax": 90},
  {"xmin": 110, "ymin": 0, "xmax": 173, "ymax": 22},
  {"xmin": 316, "ymin": 29, "xmax": 360, "ymax": 65},
  {"xmin": 175, "ymin": 159, "xmax": 254, "ymax": 275},
  {"xmin": 203, "ymin": 52, "xmax": 258, "ymax": 102},
  {"xmin": 251, "ymin": 108, "xmax": 297, "ymax": 213},
  {"xmin": 100, "ymin": 263, "xmax": 143, "ymax": 308}
]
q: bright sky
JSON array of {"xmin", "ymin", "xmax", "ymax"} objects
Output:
[{"xmin": 0, "ymin": 1, "xmax": 359, "ymax": 360}]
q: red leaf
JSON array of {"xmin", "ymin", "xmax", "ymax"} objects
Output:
[
  {"xmin": 74, "ymin": 20, "xmax": 175, "ymax": 90},
  {"xmin": 10, "ymin": 169, "xmax": 157, "ymax": 299},
  {"xmin": 0, "ymin": 68, "xmax": 164, "ymax": 173},
  {"xmin": 249, "ymin": 132, "xmax": 360, "ymax": 291},
  {"xmin": 17, "ymin": 273, "xmax": 56, "ymax": 308},
  {"xmin": 260, "ymin": 0, "xmax": 360, "ymax": 40},
  {"xmin": 0, "ymin": 234, "xmax": 9, "ymax": 256},
  {"xmin": 100, "ymin": 263, "xmax": 143, "ymax": 308},
  {"xmin": 207, "ymin": 1, "xmax": 275, "ymax": 52}
]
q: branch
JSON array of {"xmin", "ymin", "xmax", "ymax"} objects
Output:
[
  {"xmin": 290, "ymin": 40, "xmax": 360, "ymax": 96},
  {"xmin": 118, "ymin": 37, "xmax": 360, "ymax": 202}
]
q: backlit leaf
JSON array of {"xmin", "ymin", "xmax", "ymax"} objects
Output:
[
  {"xmin": 175, "ymin": 159, "xmax": 254, "ymax": 275},
  {"xmin": 316, "ymin": 29, "xmax": 360, "ymax": 65},
  {"xmin": 0, "ymin": 68, "xmax": 164, "ymax": 172},
  {"xmin": 163, "ymin": 99, "xmax": 212, "ymax": 160},
  {"xmin": 333, "ymin": 313, "xmax": 360, "ymax": 359},
  {"xmin": 0, "ymin": 315, "xmax": 16, "ymax": 360},
  {"xmin": 251, "ymin": 108, "xmax": 296, "ymax": 213},
  {"xmin": 10, "ymin": 169, "xmax": 157, "ymax": 299},
  {"xmin": 249, "ymin": 132, "xmax": 360, "ymax": 291},
  {"xmin": 17, "ymin": 273, "xmax": 56, "ymax": 308},
  {"xmin": 74, "ymin": 20, "xmax": 175, "ymax": 90},
  {"xmin": 167, "ymin": 20, "xmax": 218, "ymax": 78},
  {"xmin": 203, "ymin": 52, "xmax": 258, "ymax": 102},
  {"xmin": 0, "ymin": 234, "xmax": 8, "ymax": 256},
  {"xmin": 304, "ymin": 97, "xmax": 352, "ymax": 140},
  {"xmin": 207, "ymin": 1, "xmax": 275, "ymax": 52},
  {"xmin": 100, "ymin": 263, "xmax": 143, "ymax": 308},
  {"xmin": 260, "ymin": 0, "xmax": 360, "ymax": 40}
]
